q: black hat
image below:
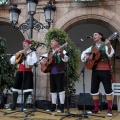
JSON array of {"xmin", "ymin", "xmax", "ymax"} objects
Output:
[{"xmin": 97, "ymin": 32, "xmax": 105, "ymax": 41}]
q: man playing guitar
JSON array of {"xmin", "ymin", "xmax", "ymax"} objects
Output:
[
  {"xmin": 40, "ymin": 38, "xmax": 68, "ymax": 113},
  {"xmin": 81, "ymin": 32, "xmax": 115, "ymax": 117},
  {"xmin": 8, "ymin": 39, "xmax": 37, "ymax": 110}
]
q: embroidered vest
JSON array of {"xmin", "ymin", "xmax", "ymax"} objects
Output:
[{"xmin": 49, "ymin": 51, "xmax": 66, "ymax": 72}]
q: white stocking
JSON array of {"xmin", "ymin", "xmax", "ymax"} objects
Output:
[
  {"xmin": 59, "ymin": 91, "xmax": 65, "ymax": 104},
  {"xmin": 51, "ymin": 93, "xmax": 57, "ymax": 104}
]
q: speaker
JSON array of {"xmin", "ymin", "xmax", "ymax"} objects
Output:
[
  {"xmin": 77, "ymin": 93, "xmax": 104, "ymax": 111},
  {"xmin": 77, "ymin": 93, "xmax": 94, "ymax": 110}
]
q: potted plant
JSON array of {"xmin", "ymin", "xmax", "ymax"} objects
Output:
[
  {"xmin": 44, "ymin": 28, "xmax": 80, "ymax": 104},
  {"xmin": 0, "ymin": 37, "xmax": 17, "ymax": 107}
]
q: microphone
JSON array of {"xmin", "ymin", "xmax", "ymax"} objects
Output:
[
  {"xmin": 85, "ymin": 35, "xmax": 92, "ymax": 38},
  {"xmin": 80, "ymin": 35, "xmax": 92, "ymax": 41},
  {"xmin": 80, "ymin": 39, "xmax": 84, "ymax": 41},
  {"xmin": 38, "ymin": 42, "xmax": 46, "ymax": 46},
  {"xmin": 37, "ymin": 42, "xmax": 46, "ymax": 47},
  {"xmin": 6, "ymin": 54, "xmax": 13, "ymax": 57},
  {"xmin": 34, "ymin": 42, "xmax": 46, "ymax": 51}
]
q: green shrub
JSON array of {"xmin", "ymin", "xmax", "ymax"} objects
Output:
[{"xmin": 0, "ymin": 37, "xmax": 16, "ymax": 91}]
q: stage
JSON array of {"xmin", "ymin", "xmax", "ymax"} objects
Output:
[{"xmin": 0, "ymin": 108, "xmax": 120, "ymax": 120}]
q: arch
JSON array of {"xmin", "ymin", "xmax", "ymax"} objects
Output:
[{"xmin": 54, "ymin": 7, "xmax": 120, "ymax": 33}]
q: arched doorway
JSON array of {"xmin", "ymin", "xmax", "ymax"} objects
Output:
[
  {"xmin": 0, "ymin": 21, "xmax": 25, "ymax": 55},
  {"xmin": 62, "ymin": 19, "xmax": 120, "ymax": 95},
  {"xmin": 62, "ymin": 18, "xmax": 120, "ymax": 107},
  {"xmin": 54, "ymin": 7, "xmax": 120, "ymax": 95}
]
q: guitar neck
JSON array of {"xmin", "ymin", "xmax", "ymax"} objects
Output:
[
  {"xmin": 48, "ymin": 42, "xmax": 67, "ymax": 61},
  {"xmin": 48, "ymin": 50, "xmax": 58, "ymax": 61},
  {"xmin": 95, "ymin": 43, "xmax": 105, "ymax": 55}
]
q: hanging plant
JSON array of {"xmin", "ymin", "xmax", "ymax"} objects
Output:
[
  {"xmin": 44, "ymin": 28, "xmax": 81, "ymax": 95},
  {"xmin": 30, "ymin": 39, "xmax": 39, "ymax": 50},
  {"xmin": 30, "ymin": 39, "xmax": 45, "ymax": 51}
]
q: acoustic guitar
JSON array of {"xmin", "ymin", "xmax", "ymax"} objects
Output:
[
  {"xmin": 15, "ymin": 45, "xmax": 31, "ymax": 64},
  {"xmin": 85, "ymin": 32, "xmax": 119, "ymax": 70},
  {"xmin": 41, "ymin": 42, "xmax": 68, "ymax": 73}
]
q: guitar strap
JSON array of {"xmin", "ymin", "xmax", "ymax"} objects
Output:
[{"xmin": 49, "ymin": 50, "xmax": 62, "ymax": 64}]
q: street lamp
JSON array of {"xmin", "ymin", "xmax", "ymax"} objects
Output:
[{"xmin": 9, "ymin": 0, "xmax": 56, "ymax": 39}]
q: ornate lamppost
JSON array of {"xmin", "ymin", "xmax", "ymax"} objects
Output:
[{"xmin": 9, "ymin": 0, "xmax": 56, "ymax": 39}]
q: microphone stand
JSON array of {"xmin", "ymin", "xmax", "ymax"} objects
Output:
[
  {"xmin": 4, "ymin": 54, "xmax": 33, "ymax": 118},
  {"xmin": 26, "ymin": 56, "xmax": 52, "ymax": 117},
  {"xmin": 55, "ymin": 44, "xmax": 105, "ymax": 119},
  {"xmin": 4, "ymin": 44, "xmax": 44, "ymax": 118},
  {"xmin": 23, "ymin": 43, "xmax": 52, "ymax": 118},
  {"xmin": 78, "ymin": 64, "xmax": 88, "ymax": 119},
  {"xmin": 54, "ymin": 43, "xmax": 82, "ymax": 120},
  {"xmin": 54, "ymin": 52, "xmax": 74, "ymax": 120},
  {"xmin": 76, "ymin": 64, "xmax": 105, "ymax": 119}
]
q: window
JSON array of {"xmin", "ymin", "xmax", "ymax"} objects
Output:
[
  {"xmin": 0, "ymin": 0, "xmax": 9, "ymax": 5},
  {"xmin": 74, "ymin": 0, "xmax": 99, "ymax": 2}
]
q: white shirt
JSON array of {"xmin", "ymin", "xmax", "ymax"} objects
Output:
[
  {"xmin": 10, "ymin": 50, "xmax": 37, "ymax": 66},
  {"xmin": 81, "ymin": 44, "xmax": 115, "ymax": 62},
  {"xmin": 40, "ymin": 50, "xmax": 69, "ymax": 62}
]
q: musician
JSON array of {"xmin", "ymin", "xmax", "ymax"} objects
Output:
[
  {"xmin": 40, "ymin": 38, "xmax": 68, "ymax": 113},
  {"xmin": 8, "ymin": 39, "xmax": 37, "ymax": 110},
  {"xmin": 81, "ymin": 32, "xmax": 114, "ymax": 117}
]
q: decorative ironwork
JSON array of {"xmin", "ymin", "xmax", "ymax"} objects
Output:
[
  {"xmin": 19, "ymin": 18, "xmax": 49, "ymax": 32},
  {"xmin": 9, "ymin": 1, "xmax": 56, "ymax": 39}
]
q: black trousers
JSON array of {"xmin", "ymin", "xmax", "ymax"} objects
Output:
[
  {"xmin": 50, "ymin": 73, "xmax": 65, "ymax": 93},
  {"xmin": 91, "ymin": 70, "xmax": 112, "ymax": 94}
]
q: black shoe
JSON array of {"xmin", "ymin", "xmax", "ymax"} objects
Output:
[
  {"xmin": 57, "ymin": 109, "xmax": 64, "ymax": 113},
  {"xmin": 57, "ymin": 104, "xmax": 64, "ymax": 113},
  {"xmin": 50, "ymin": 104, "xmax": 56, "ymax": 112},
  {"xmin": 7, "ymin": 104, "xmax": 16, "ymax": 110}
]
